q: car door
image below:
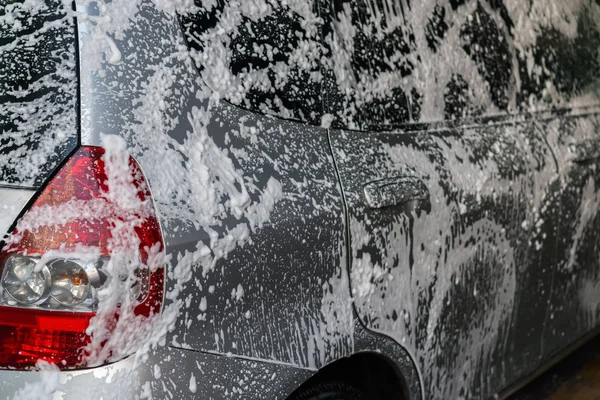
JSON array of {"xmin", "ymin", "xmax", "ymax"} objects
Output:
[
  {"xmin": 542, "ymin": 111, "xmax": 600, "ymax": 358},
  {"xmin": 526, "ymin": 5, "xmax": 600, "ymax": 365},
  {"xmin": 541, "ymin": 114, "xmax": 600, "ymax": 358},
  {"xmin": 322, "ymin": 0, "xmax": 562, "ymax": 398},
  {"xmin": 328, "ymin": 122, "xmax": 558, "ymax": 399}
]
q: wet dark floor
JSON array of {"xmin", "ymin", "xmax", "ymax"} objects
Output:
[{"xmin": 508, "ymin": 334, "xmax": 600, "ymax": 400}]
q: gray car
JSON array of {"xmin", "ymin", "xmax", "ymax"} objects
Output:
[{"xmin": 1, "ymin": 0, "xmax": 599, "ymax": 399}]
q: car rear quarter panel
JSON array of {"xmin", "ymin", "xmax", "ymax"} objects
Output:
[{"xmin": 78, "ymin": 0, "xmax": 354, "ymax": 377}]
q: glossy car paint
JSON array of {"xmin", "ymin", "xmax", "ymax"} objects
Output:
[
  {"xmin": 0, "ymin": 0, "xmax": 599, "ymax": 399},
  {"xmin": 330, "ymin": 109, "xmax": 600, "ymax": 398},
  {"xmin": 542, "ymin": 113, "xmax": 600, "ymax": 362}
]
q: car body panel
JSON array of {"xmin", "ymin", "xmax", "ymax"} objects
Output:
[
  {"xmin": 329, "ymin": 115, "xmax": 562, "ymax": 398},
  {"xmin": 323, "ymin": 0, "xmax": 600, "ymax": 397},
  {"xmin": 542, "ymin": 110, "xmax": 600, "ymax": 358},
  {"xmin": 77, "ymin": 0, "xmax": 355, "ymax": 380}
]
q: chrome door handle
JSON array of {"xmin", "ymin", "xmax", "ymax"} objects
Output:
[
  {"xmin": 569, "ymin": 139, "xmax": 600, "ymax": 163},
  {"xmin": 364, "ymin": 176, "xmax": 429, "ymax": 209}
]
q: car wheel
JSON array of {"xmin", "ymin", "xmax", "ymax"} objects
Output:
[{"xmin": 288, "ymin": 380, "xmax": 369, "ymax": 400}]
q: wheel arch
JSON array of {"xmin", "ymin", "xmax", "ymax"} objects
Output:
[
  {"xmin": 287, "ymin": 351, "xmax": 410, "ymax": 400},
  {"xmin": 287, "ymin": 320, "xmax": 423, "ymax": 400}
]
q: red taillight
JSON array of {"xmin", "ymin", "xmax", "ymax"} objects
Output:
[{"xmin": 0, "ymin": 146, "xmax": 164, "ymax": 369}]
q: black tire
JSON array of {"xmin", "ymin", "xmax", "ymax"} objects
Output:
[{"xmin": 288, "ymin": 380, "xmax": 369, "ymax": 400}]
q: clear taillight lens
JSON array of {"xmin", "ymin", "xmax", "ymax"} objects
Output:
[
  {"xmin": 0, "ymin": 146, "xmax": 164, "ymax": 369},
  {"xmin": 1, "ymin": 255, "xmax": 51, "ymax": 305},
  {"xmin": 0, "ymin": 255, "xmax": 107, "ymax": 310}
]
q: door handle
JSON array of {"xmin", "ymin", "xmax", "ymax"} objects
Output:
[
  {"xmin": 364, "ymin": 176, "xmax": 429, "ymax": 209},
  {"xmin": 569, "ymin": 139, "xmax": 600, "ymax": 163}
]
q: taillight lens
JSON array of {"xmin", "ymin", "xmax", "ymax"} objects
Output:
[{"xmin": 0, "ymin": 146, "xmax": 164, "ymax": 369}]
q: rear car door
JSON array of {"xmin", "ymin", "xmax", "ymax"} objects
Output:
[
  {"xmin": 322, "ymin": 0, "xmax": 562, "ymax": 398},
  {"xmin": 543, "ymin": 111, "xmax": 600, "ymax": 356},
  {"xmin": 329, "ymin": 123, "xmax": 557, "ymax": 399},
  {"xmin": 535, "ymin": 7, "xmax": 600, "ymax": 357}
]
